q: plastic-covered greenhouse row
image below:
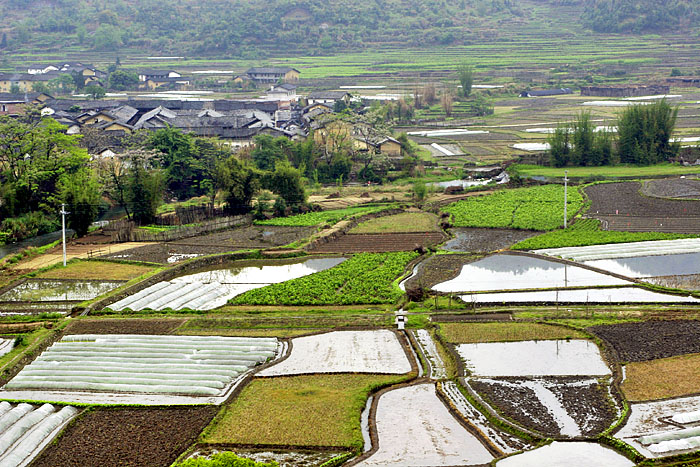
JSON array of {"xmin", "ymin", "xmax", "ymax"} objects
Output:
[
  {"xmin": 0, "ymin": 402, "xmax": 78, "ymax": 467},
  {"xmin": 5, "ymin": 334, "xmax": 279, "ymax": 397},
  {"xmin": 535, "ymin": 238, "xmax": 700, "ymax": 261}
]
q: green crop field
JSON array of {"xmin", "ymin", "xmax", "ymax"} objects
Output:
[
  {"xmin": 254, "ymin": 205, "xmax": 397, "ymax": 227},
  {"xmin": 230, "ymin": 252, "xmax": 418, "ymax": 305},
  {"xmin": 443, "ymin": 185, "xmax": 584, "ymax": 231},
  {"xmin": 513, "ymin": 163, "xmax": 700, "ymax": 179}
]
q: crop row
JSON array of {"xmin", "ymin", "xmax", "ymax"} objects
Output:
[
  {"xmin": 254, "ymin": 204, "xmax": 397, "ymax": 227},
  {"xmin": 442, "ymin": 185, "xmax": 584, "ymax": 231},
  {"xmin": 229, "ymin": 252, "xmax": 419, "ymax": 305},
  {"xmin": 511, "ymin": 219, "xmax": 698, "ymax": 250},
  {"xmin": 6, "ymin": 335, "xmax": 278, "ymax": 397}
]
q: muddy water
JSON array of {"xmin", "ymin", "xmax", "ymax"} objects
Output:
[
  {"xmin": 585, "ymin": 252, "xmax": 700, "ymax": 278},
  {"xmin": 456, "ymin": 340, "xmax": 611, "ymax": 377},
  {"xmin": 173, "ymin": 257, "xmax": 347, "ymax": 284},
  {"xmin": 433, "ymin": 254, "xmax": 629, "ymax": 292},
  {"xmin": 0, "ymin": 280, "xmax": 123, "ymax": 302}
]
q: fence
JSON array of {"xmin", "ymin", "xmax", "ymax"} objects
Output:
[{"xmin": 104, "ymin": 215, "xmax": 251, "ymax": 243}]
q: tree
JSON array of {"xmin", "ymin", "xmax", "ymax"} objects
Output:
[
  {"xmin": 9, "ymin": 83, "xmax": 20, "ymax": 94},
  {"xmin": 266, "ymin": 161, "xmax": 306, "ymax": 207},
  {"xmin": 617, "ymin": 100, "xmax": 679, "ymax": 164},
  {"xmin": 441, "ymin": 91, "xmax": 453, "ymax": 117},
  {"xmin": 71, "ymin": 70, "xmax": 85, "ymax": 91},
  {"xmin": 85, "ymin": 84, "xmax": 106, "ymax": 100},
  {"xmin": 570, "ymin": 111, "xmax": 594, "ymax": 166},
  {"xmin": 58, "ymin": 168, "xmax": 101, "ymax": 236},
  {"xmin": 127, "ymin": 161, "xmax": 164, "ymax": 225},
  {"xmin": 108, "ymin": 70, "xmax": 139, "ymax": 90},
  {"xmin": 457, "ymin": 63, "xmax": 474, "ymax": 98},
  {"xmin": 548, "ymin": 125, "xmax": 571, "ymax": 167},
  {"xmin": 215, "ymin": 155, "xmax": 260, "ymax": 214},
  {"xmin": 31, "ymin": 82, "xmax": 49, "ymax": 94}
]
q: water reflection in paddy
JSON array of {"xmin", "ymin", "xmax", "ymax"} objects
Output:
[
  {"xmin": 0, "ymin": 280, "xmax": 124, "ymax": 302},
  {"xmin": 460, "ymin": 287, "xmax": 700, "ymax": 304},
  {"xmin": 433, "ymin": 254, "xmax": 629, "ymax": 292},
  {"xmin": 173, "ymin": 257, "xmax": 347, "ymax": 284},
  {"xmin": 584, "ymin": 253, "xmax": 700, "ymax": 279}
]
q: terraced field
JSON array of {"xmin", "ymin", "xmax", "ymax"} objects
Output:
[{"xmin": 309, "ymin": 232, "xmax": 446, "ymax": 253}]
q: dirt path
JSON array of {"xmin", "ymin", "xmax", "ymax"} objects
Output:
[{"xmin": 14, "ymin": 242, "xmax": 150, "ymax": 270}]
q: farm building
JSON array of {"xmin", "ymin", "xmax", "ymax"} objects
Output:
[
  {"xmin": 0, "ymin": 92, "xmax": 52, "ymax": 115},
  {"xmin": 138, "ymin": 70, "xmax": 182, "ymax": 82},
  {"xmin": 519, "ymin": 88, "xmax": 572, "ymax": 97},
  {"xmin": 580, "ymin": 85, "xmax": 670, "ymax": 97},
  {"xmin": 238, "ymin": 67, "xmax": 300, "ymax": 84},
  {"xmin": 307, "ymin": 90, "xmax": 352, "ymax": 106}
]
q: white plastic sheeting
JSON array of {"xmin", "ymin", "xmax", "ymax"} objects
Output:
[
  {"xmin": 672, "ymin": 410, "xmax": 700, "ymax": 425},
  {"xmin": 5, "ymin": 334, "xmax": 279, "ymax": 397},
  {"xmin": 0, "ymin": 403, "xmax": 78, "ymax": 467},
  {"xmin": 534, "ymin": 238, "xmax": 700, "ymax": 261}
]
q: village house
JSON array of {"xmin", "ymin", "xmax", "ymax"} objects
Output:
[
  {"xmin": 307, "ymin": 90, "xmax": 352, "ymax": 106},
  {"xmin": 138, "ymin": 70, "xmax": 182, "ymax": 82},
  {"xmin": 0, "ymin": 92, "xmax": 52, "ymax": 115},
  {"xmin": 265, "ymin": 83, "xmax": 298, "ymax": 101},
  {"xmin": 236, "ymin": 67, "xmax": 300, "ymax": 84}
]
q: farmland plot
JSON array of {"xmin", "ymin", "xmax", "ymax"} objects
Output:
[
  {"xmin": 583, "ymin": 252, "xmax": 700, "ymax": 279},
  {"xmin": 432, "ymin": 254, "xmax": 630, "ymax": 293},
  {"xmin": 0, "ymin": 279, "xmax": 124, "ymax": 302},
  {"xmin": 535, "ymin": 238, "xmax": 700, "ymax": 261},
  {"xmin": 356, "ymin": 384, "xmax": 494, "ymax": 466},
  {"xmin": 497, "ymin": 441, "xmax": 634, "ymax": 466},
  {"xmin": 258, "ymin": 330, "xmax": 411, "ymax": 376},
  {"xmin": 460, "ymin": 340, "xmax": 616, "ymax": 437},
  {"xmin": 461, "ymin": 287, "xmax": 700, "ymax": 304},
  {"xmin": 109, "ymin": 257, "xmax": 346, "ymax": 311},
  {"xmin": 455, "ymin": 340, "xmax": 611, "ymax": 377},
  {"xmin": 0, "ymin": 334, "xmax": 280, "ymax": 405},
  {"xmin": 0, "ymin": 402, "xmax": 78, "ymax": 467},
  {"xmin": 616, "ymin": 395, "xmax": 700, "ymax": 458},
  {"xmin": 413, "ymin": 330, "xmax": 446, "ymax": 379}
]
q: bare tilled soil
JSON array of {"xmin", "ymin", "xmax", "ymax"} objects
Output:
[
  {"xmin": 31, "ymin": 406, "xmax": 217, "ymax": 467},
  {"xmin": 172, "ymin": 225, "xmax": 316, "ymax": 248},
  {"xmin": 585, "ymin": 182, "xmax": 700, "ymax": 233},
  {"xmin": 589, "ymin": 320, "xmax": 700, "ymax": 362},
  {"xmin": 404, "ymin": 254, "xmax": 480, "ymax": 290},
  {"xmin": 100, "ymin": 243, "xmax": 234, "ymax": 264},
  {"xmin": 65, "ymin": 318, "xmax": 186, "ymax": 335},
  {"xmin": 470, "ymin": 378, "xmax": 560, "ymax": 436},
  {"xmin": 442, "ymin": 228, "xmax": 539, "ymax": 253},
  {"xmin": 309, "ymin": 232, "xmax": 445, "ymax": 253},
  {"xmin": 470, "ymin": 377, "xmax": 615, "ymax": 438},
  {"xmin": 642, "ymin": 178, "xmax": 700, "ymax": 200},
  {"xmin": 554, "ymin": 379, "xmax": 617, "ymax": 436},
  {"xmin": 586, "ymin": 182, "xmax": 700, "ymax": 216}
]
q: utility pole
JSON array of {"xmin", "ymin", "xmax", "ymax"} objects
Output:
[
  {"xmin": 60, "ymin": 204, "xmax": 69, "ymax": 267},
  {"xmin": 563, "ymin": 170, "xmax": 569, "ymax": 228}
]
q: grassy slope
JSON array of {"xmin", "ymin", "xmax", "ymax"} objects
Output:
[
  {"xmin": 202, "ymin": 374, "xmax": 406, "ymax": 448},
  {"xmin": 622, "ymin": 353, "xmax": 700, "ymax": 401},
  {"xmin": 349, "ymin": 212, "xmax": 440, "ymax": 234},
  {"xmin": 439, "ymin": 322, "xmax": 586, "ymax": 343},
  {"xmin": 513, "ymin": 163, "xmax": 700, "ymax": 178}
]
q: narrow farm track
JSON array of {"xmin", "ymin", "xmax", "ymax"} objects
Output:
[{"xmin": 309, "ymin": 232, "xmax": 446, "ymax": 253}]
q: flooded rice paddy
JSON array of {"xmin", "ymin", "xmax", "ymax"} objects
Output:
[
  {"xmin": 497, "ymin": 441, "xmax": 634, "ymax": 466},
  {"xmin": 432, "ymin": 254, "xmax": 630, "ymax": 293},
  {"xmin": 456, "ymin": 340, "xmax": 610, "ymax": 377},
  {"xmin": 0, "ymin": 279, "xmax": 124, "ymax": 302}
]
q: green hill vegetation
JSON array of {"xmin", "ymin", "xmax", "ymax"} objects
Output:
[{"xmin": 1, "ymin": 0, "xmax": 697, "ymax": 57}]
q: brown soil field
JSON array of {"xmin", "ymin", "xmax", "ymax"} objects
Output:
[
  {"xmin": 65, "ymin": 318, "xmax": 185, "ymax": 335},
  {"xmin": 308, "ymin": 232, "xmax": 446, "ymax": 253},
  {"xmin": 589, "ymin": 319, "xmax": 700, "ymax": 362},
  {"xmin": 100, "ymin": 243, "xmax": 234, "ymax": 264},
  {"xmin": 585, "ymin": 182, "xmax": 700, "ymax": 233},
  {"xmin": 441, "ymin": 228, "xmax": 539, "ymax": 253},
  {"xmin": 32, "ymin": 406, "xmax": 217, "ymax": 467},
  {"xmin": 470, "ymin": 377, "xmax": 615, "ymax": 437},
  {"xmin": 642, "ymin": 178, "xmax": 700, "ymax": 200},
  {"xmin": 403, "ymin": 254, "xmax": 479, "ymax": 290},
  {"xmin": 172, "ymin": 225, "xmax": 316, "ymax": 248},
  {"xmin": 622, "ymin": 353, "xmax": 700, "ymax": 401}
]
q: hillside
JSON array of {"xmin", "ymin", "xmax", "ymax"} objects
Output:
[{"xmin": 0, "ymin": 0, "xmax": 697, "ymax": 58}]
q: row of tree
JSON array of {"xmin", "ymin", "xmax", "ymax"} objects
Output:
[{"xmin": 548, "ymin": 101, "xmax": 679, "ymax": 167}]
